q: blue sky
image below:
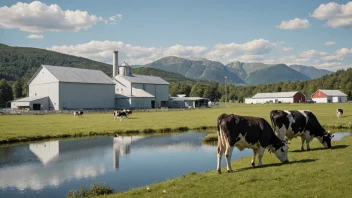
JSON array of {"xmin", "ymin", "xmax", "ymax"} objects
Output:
[{"xmin": 0, "ymin": 0, "xmax": 351, "ymax": 71}]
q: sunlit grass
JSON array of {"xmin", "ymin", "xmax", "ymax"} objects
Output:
[{"xmin": 0, "ymin": 103, "xmax": 351, "ymax": 143}]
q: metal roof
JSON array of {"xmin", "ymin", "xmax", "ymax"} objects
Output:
[
  {"xmin": 251, "ymin": 91, "xmax": 299, "ymax": 99},
  {"xmin": 170, "ymin": 97, "xmax": 210, "ymax": 101},
  {"xmin": 115, "ymin": 88, "xmax": 155, "ymax": 98},
  {"xmin": 117, "ymin": 74, "xmax": 169, "ymax": 85},
  {"xmin": 12, "ymin": 96, "xmax": 48, "ymax": 102},
  {"xmin": 319, "ymin": 89, "xmax": 347, "ymax": 96},
  {"xmin": 42, "ymin": 65, "xmax": 115, "ymax": 85}
]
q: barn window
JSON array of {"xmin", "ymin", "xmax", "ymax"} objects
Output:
[{"xmin": 35, "ymin": 93, "xmax": 37, "ymax": 96}]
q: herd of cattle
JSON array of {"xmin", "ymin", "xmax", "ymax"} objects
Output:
[
  {"xmin": 216, "ymin": 108, "xmax": 344, "ymax": 174},
  {"xmin": 73, "ymin": 109, "xmax": 133, "ymax": 121}
]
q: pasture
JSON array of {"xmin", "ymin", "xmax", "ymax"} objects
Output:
[
  {"xmin": 0, "ymin": 103, "xmax": 351, "ymax": 143},
  {"xmin": 98, "ymin": 135, "xmax": 352, "ymax": 198}
]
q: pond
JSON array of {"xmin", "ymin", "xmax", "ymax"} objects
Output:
[{"xmin": 0, "ymin": 131, "xmax": 351, "ymax": 198}]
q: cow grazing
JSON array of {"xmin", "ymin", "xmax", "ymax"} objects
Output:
[
  {"xmin": 217, "ymin": 113, "xmax": 289, "ymax": 174},
  {"xmin": 270, "ymin": 110, "xmax": 334, "ymax": 151},
  {"xmin": 337, "ymin": 108, "xmax": 343, "ymax": 118},
  {"xmin": 123, "ymin": 109, "xmax": 132, "ymax": 115},
  {"xmin": 74, "ymin": 111, "xmax": 84, "ymax": 117},
  {"xmin": 113, "ymin": 111, "xmax": 128, "ymax": 121}
]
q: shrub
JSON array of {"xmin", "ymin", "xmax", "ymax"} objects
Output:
[{"xmin": 67, "ymin": 184, "xmax": 114, "ymax": 198}]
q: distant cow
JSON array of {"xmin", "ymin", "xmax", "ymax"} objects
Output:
[
  {"xmin": 270, "ymin": 110, "xmax": 333, "ymax": 151},
  {"xmin": 216, "ymin": 113, "xmax": 289, "ymax": 174},
  {"xmin": 337, "ymin": 108, "xmax": 343, "ymax": 118},
  {"xmin": 123, "ymin": 109, "xmax": 132, "ymax": 115},
  {"xmin": 113, "ymin": 111, "xmax": 128, "ymax": 121},
  {"xmin": 74, "ymin": 111, "xmax": 84, "ymax": 117}
]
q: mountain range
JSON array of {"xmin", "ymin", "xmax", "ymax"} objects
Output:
[
  {"xmin": 0, "ymin": 43, "xmax": 334, "ymax": 85},
  {"xmin": 139, "ymin": 56, "xmax": 334, "ymax": 85}
]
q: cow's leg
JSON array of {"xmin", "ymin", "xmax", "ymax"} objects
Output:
[
  {"xmin": 300, "ymin": 135, "xmax": 306, "ymax": 151},
  {"xmin": 251, "ymin": 148, "xmax": 258, "ymax": 167},
  {"xmin": 304, "ymin": 132, "xmax": 311, "ymax": 151},
  {"xmin": 257, "ymin": 146, "xmax": 265, "ymax": 166},
  {"xmin": 216, "ymin": 136, "xmax": 225, "ymax": 174},
  {"xmin": 225, "ymin": 145, "xmax": 234, "ymax": 172}
]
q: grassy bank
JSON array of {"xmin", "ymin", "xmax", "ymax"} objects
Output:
[
  {"xmin": 0, "ymin": 103, "xmax": 351, "ymax": 144},
  {"xmin": 98, "ymin": 135, "xmax": 352, "ymax": 198}
]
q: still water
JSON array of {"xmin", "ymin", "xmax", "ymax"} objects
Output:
[
  {"xmin": 0, "ymin": 132, "xmax": 250, "ymax": 198},
  {"xmin": 0, "ymin": 131, "xmax": 350, "ymax": 198}
]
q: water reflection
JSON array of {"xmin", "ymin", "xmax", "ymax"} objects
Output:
[{"xmin": 1, "ymin": 132, "xmax": 240, "ymax": 198}]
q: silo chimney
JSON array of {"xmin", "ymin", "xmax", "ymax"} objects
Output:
[{"xmin": 113, "ymin": 50, "xmax": 118, "ymax": 77}]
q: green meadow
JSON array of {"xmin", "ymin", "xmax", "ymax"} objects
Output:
[{"xmin": 0, "ymin": 103, "xmax": 351, "ymax": 144}]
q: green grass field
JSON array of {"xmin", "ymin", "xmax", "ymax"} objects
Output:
[
  {"xmin": 98, "ymin": 135, "xmax": 352, "ymax": 198},
  {"xmin": 0, "ymin": 103, "xmax": 351, "ymax": 143}
]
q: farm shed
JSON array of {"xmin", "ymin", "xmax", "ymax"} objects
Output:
[
  {"xmin": 112, "ymin": 51, "xmax": 170, "ymax": 109},
  {"xmin": 311, "ymin": 89, "xmax": 348, "ymax": 103},
  {"xmin": 244, "ymin": 91, "xmax": 306, "ymax": 104},
  {"xmin": 11, "ymin": 65, "xmax": 116, "ymax": 110},
  {"xmin": 169, "ymin": 96, "xmax": 210, "ymax": 108},
  {"xmin": 10, "ymin": 96, "xmax": 49, "ymax": 110}
]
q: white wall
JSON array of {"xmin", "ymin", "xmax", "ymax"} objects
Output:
[
  {"xmin": 249, "ymin": 98, "xmax": 293, "ymax": 104},
  {"xmin": 130, "ymin": 97, "xmax": 153, "ymax": 109},
  {"xmin": 30, "ymin": 67, "xmax": 59, "ymax": 85},
  {"xmin": 312, "ymin": 98, "xmax": 328, "ymax": 103},
  {"xmin": 29, "ymin": 83, "xmax": 59, "ymax": 110},
  {"xmin": 59, "ymin": 82, "xmax": 115, "ymax": 110},
  {"xmin": 113, "ymin": 77, "xmax": 131, "ymax": 96},
  {"xmin": 332, "ymin": 96, "xmax": 348, "ymax": 103},
  {"xmin": 244, "ymin": 98, "xmax": 252, "ymax": 104}
]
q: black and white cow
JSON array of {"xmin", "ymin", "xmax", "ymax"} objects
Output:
[
  {"xmin": 270, "ymin": 110, "xmax": 334, "ymax": 151},
  {"xmin": 337, "ymin": 108, "xmax": 343, "ymax": 118},
  {"xmin": 113, "ymin": 111, "xmax": 128, "ymax": 121},
  {"xmin": 123, "ymin": 109, "xmax": 132, "ymax": 115},
  {"xmin": 74, "ymin": 111, "xmax": 84, "ymax": 117},
  {"xmin": 217, "ymin": 113, "xmax": 289, "ymax": 174}
]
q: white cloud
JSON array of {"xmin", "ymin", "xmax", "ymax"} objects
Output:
[
  {"xmin": 315, "ymin": 62, "xmax": 341, "ymax": 68},
  {"xmin": 163, "ymin": 44, "xmax": 207, "ymax": 57},
  {"xmin": 334, "ymin": 48, "xmax": 352, "ymax": 56},
  {"xmin": 107, "ymin": 14, "xmax": 123, "ymax": 24},
  {"xmin": 325, "ymin": 41, "xmax": 336, "ymax": 45},
  {"xmin": 229, "ymin": 55, "xmax": 265, "ymax": 62},
  {"xmin": 311, "ymin": 2, "xmax": 352, "ymax": 28},
  {"xmin": 0, "ymin": 1, "xmax": 105, "ymax": 33},
  {"xmin": 277, "ymin": 18, "xmax": 311, "ymax": 29},
  {"xmin": 282, "ymin": 47, "xmax": 294, "ymax": 51},
  {"xmin": 321, "ymin": 55, "xmax": 343, "ymax": 61},
  {"xmin": 300, "ymin": 50, "xmax": 328, "ymax": 58},
  {"xmin": 27, "ymin": 34, "xmax": 43, "ymax": 39}
]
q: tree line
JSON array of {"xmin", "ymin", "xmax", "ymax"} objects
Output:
[{"xmin": 1, "ymin": 67, "xmax": 351, "ymax": 108}]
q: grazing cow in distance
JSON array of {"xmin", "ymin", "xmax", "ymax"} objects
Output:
[
  {"xmin": 113, "ymin": 111, "xmax": 128, "ymax": 121},
  {"xmin": 74, "ymin": 111, "xmax": 84, "ymax": 117},
  {"xmin": 217, "ymin": 113, "xmax": 289, "ymax": 174},
  {"xmin": 270, "ymin": 110, "xmax": 333, "ymax": 151},
  {"xmin": 337, "ymin": 108, "xmax": 343, "ymax": 118},
  {"xmin": 123, "ymin": 109, "xmax": 132, "ymax": 115}
]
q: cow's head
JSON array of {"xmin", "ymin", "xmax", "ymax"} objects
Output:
[
  {"xmin": 270, "ymin": 140, "xmax": 289, "ymax": 163},
  {"xmin": 320, "ymin": 131, "xmax": 334, "ymax": 148}
]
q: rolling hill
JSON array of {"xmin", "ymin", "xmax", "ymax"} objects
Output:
[{"xmin": 0, "ymin": 44, "xmax": 201, "ymax": 84}]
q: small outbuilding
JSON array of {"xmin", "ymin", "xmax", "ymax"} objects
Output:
[
  {"xmin": 11, "ymin": 96, "xmax": 49, "ymax": 110},
  {"xmin": 245, "ymin": 91, "xmax": 306, "ymax": 104},
  {"xmin": 311, "ymin": 89, "xmax": 348, "ymax": 103},
  {"xmin": 169, "ymin": 96, "xmax": 210, "ymax": 108}
]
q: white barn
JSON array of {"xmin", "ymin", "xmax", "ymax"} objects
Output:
[
  {"xmin": 244, "ymin": 91, "xmax": 306, "ymax": 104},
  {"xmin": 11, "ymin": 65, "xmax": 116, "ymax": 110},
  {"xmin": 112, "ymin": 51, "xmax": 170, "ymax": 109}
]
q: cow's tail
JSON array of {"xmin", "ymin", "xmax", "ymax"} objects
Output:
[
  {"xmin": 269, "ymin": 110, "xmax": 277, "ymax": 132},
  {"xmin": 217, "ymin": 113, "xmax": 227, "ymax": 137}
]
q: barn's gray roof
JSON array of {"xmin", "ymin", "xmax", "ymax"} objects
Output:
[
  {"xmin": 41, "ymin": 65, "xmax": 115, "ymax": 85},
  {"xmin": 116, "ymin": 74, "xmax": 169, "ymax": 85},
  {"xmin": 170, "ymin": 97, "xmax": 210, "ymax": 101},
  {"xmin": 251, "ymin": 91, "xmax": 300, "ymax": 99},
  {"xmin": 319, "ymin": 89, "xmax": 347, "ymax": 96},
  {"xmin": 12, "ymin": 96, "xmax": 48, "ymax": 102}
]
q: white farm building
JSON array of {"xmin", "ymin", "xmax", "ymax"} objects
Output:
[
  {"xmin": 244, "ymin": 91, "xmax": 306, "ymax": 104},
  {"xmin": 11, "ymin": 51, "xmax": 170, "ymax": 110},
  {"xmin": 311, "ymin": 89, "xmax": 348, "ymax": 103}
]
